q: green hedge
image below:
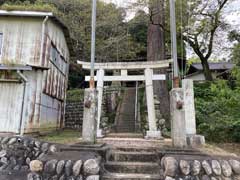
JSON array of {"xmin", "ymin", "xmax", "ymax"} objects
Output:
[{"xmin": 195, "ymin": 71, "xmax": 240, "ymax": 143}]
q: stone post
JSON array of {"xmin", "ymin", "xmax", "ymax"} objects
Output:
[
  {"xmin": 170, "ymin": 88, "xmax": 187, "ymax": 148},
  {"xmin": 96, "ymin": 69, "xmax": 104, "ymax": 138},
  {"xmin": 82, "ymin": 88, "xmax": 97, "ymax": 144},
  {"xmin": 182, "ymin": 79, "xmax": 205, "ymax": 147},
  {"xmin": 145, "ymin": 68, "xmax": 162, "ymax": 139},
  {"xmin": 182, "ymin": 79, "xmax": 196, "ymax": 135}
]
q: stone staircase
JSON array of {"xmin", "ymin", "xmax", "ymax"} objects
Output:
[
  {"xmin": 115, "ymin": 88, "xmax": 136, "ymax": 133},
  {"xmin": 102, "ymin": 147, "xmax": 161, "ymax": 180}
]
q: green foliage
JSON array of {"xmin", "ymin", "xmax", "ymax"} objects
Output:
[
  {"xmin": 66, "ymin": 89, "xmax": 84, "ymax": 102},
  {"xmin": 195, "ymin": 71, "xmax": 240, "ymax": 142},
  {"xmin": 0, "ymin": 0, "xmax": 56, "ymax": 12},
  {"xmin": 228, "ymin": 30, "xmax": 240, "ymax": 66},
  {"xmin": 230, "ymin": 44, "xmax": 240, "ymax": 66}
]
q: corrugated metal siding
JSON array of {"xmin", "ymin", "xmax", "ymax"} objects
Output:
[
  {"xmin": 46, "ymin": 20, "xmax": 69, "ymax": 62},
  {"xmin": 0, "ymin": 16, "xmax": 69, "ymax": 134},
  {"xmin": 39, "ymin": 93, "xmax": 62, "ymax": 130},
  {"xmin": 0, "ymin": 17, "xmax": 42, "ymax": 66},
  {"xmin": 0, "ymin": 82, "xmax": 23, "ymax": 133}
]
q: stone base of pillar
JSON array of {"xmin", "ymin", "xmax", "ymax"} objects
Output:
[
  {"xmin": 187, "ymin": 134, "xmax": 205, "ymax": 148},
  {"xmin": 97, "ymin": 129, "xmax": 104, "ymax": 138},
  {"xmin": 145, "ymin": 131, "xmax": 163, "ymax": 140}
]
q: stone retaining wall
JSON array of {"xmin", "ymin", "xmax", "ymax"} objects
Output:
[
  {"xmin": 162, "ymin": 156, "xmax": 240, "ymax": 180},
  {"xmin": 0, "ymin": 136, "xmax": 101, "ymax": 180},
  {"xmin": 29, "ymin": 157, "xmax": 100, "ymax": 180},
  {"xmin": 65, "ymin": 101, "xmax": 84, "ymax": 129},
  {"xmin": 65, "ymin": 87, "xmax": 121, "ymax": 131},
  {"xmin": 0, "ymin": 136, "xmax": 55, "ymax": 172}
]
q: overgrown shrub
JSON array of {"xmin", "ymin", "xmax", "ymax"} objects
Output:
[{"xmin": 195, "ymin": 68, "xmax": 240, "ymax": 142}]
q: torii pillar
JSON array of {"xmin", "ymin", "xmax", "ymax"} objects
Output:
[{"xmin": 145, "ymin": 68, "xmax": 162, "ymax": 139}]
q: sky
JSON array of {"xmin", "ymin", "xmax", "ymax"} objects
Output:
[{"xmin": 102, "ymin": 0, "xmax": 240, "ymax": 60}]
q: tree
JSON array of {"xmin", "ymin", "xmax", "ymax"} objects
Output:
[
  {"xmin": 229, "ymin": 30, "xmax": 240, "ymax": 66},
  {"xmin": 182, "ymin": 0, "xmax": 230, "ymax": 81},
  {"xmin": 128, "ymin": 10, "xmax": 148, "ymax": 58},
  {"xmin": 147, "ymin": 0, "xmax": 170, "ymax": 122}
]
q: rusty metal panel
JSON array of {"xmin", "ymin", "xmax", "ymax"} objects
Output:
[
  {"xmin": 0, "ymin": 17, "xmax": 42, "ymax": 66},
  {"xmin": 0, "ymin": 82, "xmax": 23, "ymax": 133},
  {"xmin": 22, "ymin": 71, "xmax": 38, "ymax": 132},
  {"xmin": 46, "ymin": 20, "xmax": 70, "ymax": 63}
]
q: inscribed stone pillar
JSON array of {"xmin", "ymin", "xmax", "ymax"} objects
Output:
[
  {"xmin": 82, "ymin": 88, "xmax": 97, "ymax": 144},
  {"xmin": 170, "ymin": 88, "xmax": 187, "ymax": 148},
  {"xmin": 145, "ymin": 68, "xmax": 162, "ymax": 139},
  {"xmin": 96, "ymin": 69, "xmax": 105, "ymax": 138},
  {"xmin": 182, "ymin": 79, "xmax": 196, "ymax": 135}
]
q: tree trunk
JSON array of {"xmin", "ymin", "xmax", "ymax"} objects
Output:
[
  {"xmin": 147, "ymin": 0, "xmax": 170, "ymax": 124},
  {"xmin": 201, "ymin": 58, "xmax": 213, "ymax": 81}
]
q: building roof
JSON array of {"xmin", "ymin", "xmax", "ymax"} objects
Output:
[
  {"xmin": 191, "ymin": 62, "xmax": 235, "ymax": 71},
  {"xmin": 0, "ymin": 64, "xmax": 32, "ymax": 71},
  {"xmin": 0, "ymin": 10, "xmax": 74, "ymax": 59},
  {"xmin": 0, "ymin": 64, "xmax": 49, "ymax": 71},
  {"xmin": 188, "ymin": 62, "xmax": 235, "ymax": 75}
]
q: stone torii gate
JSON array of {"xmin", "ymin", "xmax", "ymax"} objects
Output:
[{"xmin": 78, "ymin": 60, "xmax": 172, "ymax": 139}]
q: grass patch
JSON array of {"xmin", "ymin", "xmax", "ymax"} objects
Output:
[{"xmin": 39, "ymin": 129, "xmax": 81, "ymax": 145}]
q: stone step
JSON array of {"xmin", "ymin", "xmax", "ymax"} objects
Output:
[
  {"xmin": 116, "ymin": 126, "xmax": 135, "ymax": 129},
  {"xmin": 108, "ymin": 151, "xmax": 158, "ymax": 162},
  {"xmin": 114, "ymin": 146, "xmax": 158, "ymax": 152},
  {"xmin": 116, "ymin": 130, "xmax": 136, "ymax": 132},
  {"xmin": 102, "ymin": 173, "xmax": 161, "ymax": 180},
  {"xmin": 104, "ymin": 161, "xmax": 160, "ymax": 174},
  {"xmin": 117, "ymin": 122, "xmax": 135, "ymax": 124},
  {"xmin": 106, "ymin": 133, "xmax": 143, "ymax": 139}
]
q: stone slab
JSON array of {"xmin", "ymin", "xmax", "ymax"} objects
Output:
[
  {"xmin": 145, "ymin": 131, "xmax": 163, "ymax": 140},
  {"xmin": 186, "ymin": 134, "xmax": 205, "ymax": 148}
]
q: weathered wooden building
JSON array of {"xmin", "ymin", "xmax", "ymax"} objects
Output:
[{"xmin": 0, "ymin": 10, "xmax": 72, "ymax": 134}]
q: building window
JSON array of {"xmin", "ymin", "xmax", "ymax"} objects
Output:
[
  {"xmin": 0, "ymin": 33, "xmax": 3, "ymax": 55},
  {"xmin": 51, "ymin": 43, "xmax": 58, "ymax": 62}
]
